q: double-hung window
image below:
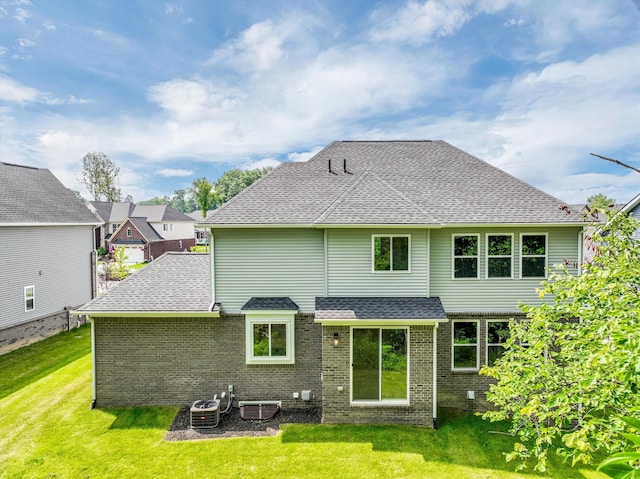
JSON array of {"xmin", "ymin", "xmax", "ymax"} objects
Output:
[
  {"xmin": 126, "ymin": 227, "xmax": 132, "ymax": 237},
  {"xmin": 352, "ymin": 328, "xmax": 408, "ymax": 403},
  {"xmin": 111, "ymin": 223, "xmax": 119, "ymax": 233},
  {"xmin": 453, "ymin": 234, "xmax": 479, "ymax": 278},
  {"xmin": 486, "ymin": 321, "xmax": 510, "ymax": 366},
  {"xmin": 521, "ymin": 234, "xmax": 547, "ymax": 278},
  {"xmin": 486, "ymin": 234, "xmax": 513, "ymax": 278},
  {"xmin": 372, "ymin": 235, "xmax": 410, "ymax": 272},
  {"xmin": 452, "ymin": 320, "xmax": 478, "ymax": 370},
  {"xmin": 245, "ymin": 313, "xmax": 295, "ymax": 364},
  {"xmin": 24, "ymin": 286, "xmax": 35, "ymax": 312}
]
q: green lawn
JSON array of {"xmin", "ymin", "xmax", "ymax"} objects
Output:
[{"xmin": 0, "ymin": 328, "xmax": 607, "ymax": 479}]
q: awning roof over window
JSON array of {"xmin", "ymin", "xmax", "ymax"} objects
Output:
[
  {"xmin": 314, "ymin": 296, "xmax": 447, "ymax": 324},
  {"xmin": 241, "ymin": 297, "xmax": 299, "ymax": 311}
]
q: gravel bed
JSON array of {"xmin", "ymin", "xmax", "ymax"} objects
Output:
[{"xmin": 165, "ymin": 405, "xmax": 321, "ymax": 441}]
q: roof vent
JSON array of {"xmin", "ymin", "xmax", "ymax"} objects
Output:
[{"xmin": 328, "ymin": 159, "xmax": 332, "ymax": 174}]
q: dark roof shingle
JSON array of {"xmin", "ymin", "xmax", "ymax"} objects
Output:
[
  {"xmin": 315, "ymin": 296, "xmax": 447, "ymax": 320},
  {"xmin": 201, "ymin": 141, "xmax": 584, "ymax": 226}
]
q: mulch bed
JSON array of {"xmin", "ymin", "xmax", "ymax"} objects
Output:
[{"xmin": 165, "ymin": 405, "xmax": 321, "ymax": 441}]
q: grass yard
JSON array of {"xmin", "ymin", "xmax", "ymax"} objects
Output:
[{"xmin": 0, "ymin": 328, "xmax": 607, "ymax": 479}]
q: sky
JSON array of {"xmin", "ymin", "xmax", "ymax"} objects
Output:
[{"xmin": 1, "ymin": 0, "xmax": 639, "ymax": 205}]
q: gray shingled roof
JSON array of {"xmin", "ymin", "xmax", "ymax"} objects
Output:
[
  {"xmin": 315, "ymin": 297, "xmax": 447, "ymax": 320},
  {"xmin": 201, "ymin": 141, "xmax": 584, "ymax": 226},
  {"xmin": 127, "ymin": 217, "xmax": 163, "ymax": 241},
  {"xmin": 1, "ymin": 162, "xmax": 100, "ymax": 224},
  {"xmin": 241, "ymin": 297, "xmax": 299, "ymax": 311},
  {"xmin": 75, "ymin": 252, "xmax": 212, "ymax": 313},
  {"xmin": 89, "ymin": 202, "xmax": 194, "ymax": 223}
]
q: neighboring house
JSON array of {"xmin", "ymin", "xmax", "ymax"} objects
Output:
[
  {"xmin": 89, "ymin": 202, "xmax": 196, "ymax": 263},
  {"xmin": 187, "ymin": 210, "xmax": 211, "ymax": 246},
  {"xmin": 0, "ymin": 162, "xmax": 100, "ymax": 354},
  {"xmin": 75, "ymin": 141, "xmax": 586, "ymax": 427},
  {"xmin": 620, "ymin": 193, "xmax": 640, "ymax": 239}
]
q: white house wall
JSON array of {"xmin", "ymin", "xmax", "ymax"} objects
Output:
[
  {"xmin": 429, "ymin": 226, "xmax": 582, "ymax": 312},
  {"xmin": 326, "ymin": 228, "xmax": 429, "ymax": 297},
  {"xmin": 151, "ymin": 222, "xmax": 194, "ymax": 240},
  {"xmin": 0, "ymin": 225, "xmax": 94, "ymax": 330},
  {"xmin": 212, "ymin": 228, "xmax": 325, "ymax": 312}
]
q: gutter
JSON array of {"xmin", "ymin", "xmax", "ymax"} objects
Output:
[{"xmin": 433, "ymin": 323, "xmax": 439, "ymax": 429}]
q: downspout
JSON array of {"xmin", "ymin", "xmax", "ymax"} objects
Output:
[
  {"xmin": 90, "ymin": 318, "xmax": 97, "ymax": 409},
  {"xmin": 323, "ymin": 229, "xmax": 328, "ymax": 297},
  {"xmin": 432, "ymin": 323, "xmax": 439, "ymax": 429},
  {"xmin": 214, "ymin": 228, "xmax": 216, "ymax": 309}
]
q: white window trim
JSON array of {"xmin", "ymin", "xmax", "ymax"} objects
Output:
[
  {"xmin": 451, "ymin": 320, "xmax": 479, "ymax": 371},
  {"xmin": 111, "ymin": 223, "xmax": 119, "ymax": 233},
  {"xmin": 486, "ymin": 320, "xmax": 510, "ymax": 367},
  {"xmin": 244, "ymin": 311, "xmax": 295, "ymax": 365},
  {"xmin": 519, "ymin": 233, "xmax": 548, "ymax": 279},
  {"xmin": 126, "ymin": 227, "xmax": 132, "ymax": 237},
  {"xmin": 485, "ymin": 233, "xmax": 514, "ymax": 279},
  {"xmin": 163, "ymin": 223, "xmax": 173, "ymax": 232},
  {"xmin": 452, "ymin": 234, "xmax": 480, "ymax": 280},
  {"xmin": 350, "ymin": 327, "xmax": 410, "ymax": 406},
  {"xmin": 24, "ymin": 285, "xmax": 35, "ymax": 312},
  {"xmin": 371, "ymin": 234, "xmax": 411, "ymax": 273}
]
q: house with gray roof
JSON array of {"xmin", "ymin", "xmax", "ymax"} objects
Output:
[
  {"xmin": 89, "ymin": 202, "xmax": 196, "ymax": 263},
  {"xmin": 0, "ymin": 162, "xmax": 100, "ymax": 353},
  {"xmin": 75, "ymin": 140, "xmax": 586, "ymax": 426}
]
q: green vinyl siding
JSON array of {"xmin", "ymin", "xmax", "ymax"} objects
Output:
[
  {"xmin": 430, "ymin": 227, "xmax": 582, "ymax": 312},
  {"xmin": 327, "ymin": 229, "xmax": 428, "ymax": 297},
  {"xmin": 212, "ymin": 228, "xmax": 325, "ymax": 312}
]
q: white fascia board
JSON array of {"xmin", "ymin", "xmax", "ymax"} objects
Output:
[
  {"xmin": 71, "ymin": 310, "xmax": 221, "ymax": 318},
  {"xmin": 241, "ymin": 309, "xmax": 299, "ymax": 315},
  {"xmin": 314, "ymin": 318, "xmax": 449, "ymax": 326},
  {"xmin": 0, "ymin": 222, "xmax": 102, "ymax": 227}
]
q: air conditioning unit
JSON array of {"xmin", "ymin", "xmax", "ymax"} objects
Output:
[{"xmin": 190, "ymin": 398, "xmax": 220, "ymax": 428}]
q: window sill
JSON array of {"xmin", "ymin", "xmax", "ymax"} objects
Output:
[
  {"xmin": 246, "ymin": 358, "xmax": 295, "ymax": 365},
  {"xmin": 350, "ymin": 401, "xmax": 410, "ymax": 408},
  {"xmin": 451, "ymin": 369, "xmax": 479, "ymax": 375}
]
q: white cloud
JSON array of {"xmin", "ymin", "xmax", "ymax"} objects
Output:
[
  {"xmin": 288, "ymin": 146, "xmax": 324, "ymax": 162},
  {"xmin": 164, "ymin": 3, "xmax": 183, "ymax": 15},
  {"xmin": 0, "ymin": 75, "xmax": 38, "ymax": 103},
  {"xmin": 242, "ymin": 158, "xmax": 281, "ymax": 170},
  {"xmin": 43, "ymin": 21, "xmax": 56, "ymax": 30},
  {"xmin": 157, "ymin": 168, "xmax": 193, "ymax": 177},
  {"xmin": 13, "ymin": 7, "xmax": 30, "ymax": 23},
  {"xmin": 369, "ymin": 0, "xmax": 474, "ymax": 46}
]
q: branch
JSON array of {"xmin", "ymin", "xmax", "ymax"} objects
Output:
[{"xmin": 590, "ymin": 153, "xmax": 640, "ymax": 174}]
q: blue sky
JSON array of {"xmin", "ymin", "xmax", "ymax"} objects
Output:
[{"xmin": 1, "ymin": 0, "xmax": 639, "ymax": 204}]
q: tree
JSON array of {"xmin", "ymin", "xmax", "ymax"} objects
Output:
[
  {"xmin": 81, "ymin": 152, "xmax": 122, "ymax": 201},
  {"xmin": 481, "ymin": 212, "xmax": 640, "ymax": 472},
  {"xmin": 191, "ymin": 177, "xmax": 217, "ymax": 218},
  {"xmin": 214, "ymin": 167, "xmax": 272, "ymax": 204},
  {"xmin": 587, "ymin": 193, "xmax": 616, "ymax": 211}
]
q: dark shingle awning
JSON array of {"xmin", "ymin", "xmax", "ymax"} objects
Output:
[
  {"xmin": 315, "ymin": 297, "xmax": 447, "ymax": 324},
  {"xmin": 241, "ymin": 297, "xmax": 299, "ymax": 311}
]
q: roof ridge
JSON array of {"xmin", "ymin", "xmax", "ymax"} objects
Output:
[
  {"xmin": 369, "ymin": 172, "xmax": 441, "ymax": 223},
  {"xmin": 314, "ymin": 171, "xmax": 370, "ymax": 224}
]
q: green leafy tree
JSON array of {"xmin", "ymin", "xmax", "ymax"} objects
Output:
[
  {"xmin": 587, "ymin": 193, "xmax": 616, "ymax": 211},
  {"xmin": 214, "ymin": 167, "xmax": 272, "ymax": 204},
  {"xmin": 481, "ymin": 212, "xmax": 640, "ymax": 472},
  {"xmin": 138, "ymin": 196, "xmax": 171, "ymax": 206},
  {"xmin": 191, "ymin": 177, "xmax": 217, "ymax": 218},
  {"xmin": 105, "ymin": 247, "xmax": 129, "ymax": 281},
  {"xmin": 598, "ymin": 417, "xmax": 640, "ymax": 479},
  {"xmin": 81, "ymin": 152, "xmax": 122, "ymax": 202}
]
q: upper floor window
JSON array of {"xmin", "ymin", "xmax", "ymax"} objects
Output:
[
  {"xmin": 24, "ymin": 285, "xmax": 35, "ymax": 311},
  {"xmin": 111, "ymin": 223, "xmax": 119, "ymax": 233},
  {"xmin": 352, "ymin": 328, "xmax": 408, "ymax": 403},
  {"xmin": 372, "ymin": 235, "xmax": 410, "ymax": 272},
  {"xmin": 453, "ymin": 234, "xmax": 479, "ymax": 278},
  {"xmin": 487, "ymin": 321, "xmax": 510, "ymax": 366},
  {"xmin": 452, "ymin": 320, "xmax": 479, "ymax": 370},
  {"xmin": 163, "ymin": 223, "xmax": 172, "ymax": 232},
  {"xmin": 521, "ymin": 234, "xmax": 547, "ymax": 278},
  {"xmin": 245, "ymin": 313, "xmax": 295, "ymax": 365},
  {"xmin": 126, "ymin": 227, "xmax": 132, "ymax": 237},
  {"xmin": 486, "ymin": 234, "xmax": 513, "ymax": 278}
]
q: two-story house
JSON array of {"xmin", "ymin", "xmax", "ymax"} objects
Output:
[
  {"xmin": 0, "ymin": 162, "xmax": 100, "ymax": 354},
  {"xmin": 89, "ymin": 202, "xmax": 196, "ymax": 263},
  {"xmin": 75, "ymin": 141, "xmax": 585, "ymax": 427}
]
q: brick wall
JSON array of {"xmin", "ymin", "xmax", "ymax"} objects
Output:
[
  {"xmin": 321, "ymin": 325, "xmax": 435, "ymax": 426},
  {"xmin": 0, "ymin": 309, "xmax": 87, "ymax": 355},
  {"xmin": 436, "ymin": 312, "xmax": 525, "ymax": 411},
  {"xmin": 93, "ymin": 313, "xmax": 321, "ymax": 408},
  {"xmin": 149, "ymin": 238, "xmax": 196, "ymax": 260}
]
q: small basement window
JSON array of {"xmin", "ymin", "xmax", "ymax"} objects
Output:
[{"xmin": 24, "ymin": 285, "xmax": 35, "ymax": 311}]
